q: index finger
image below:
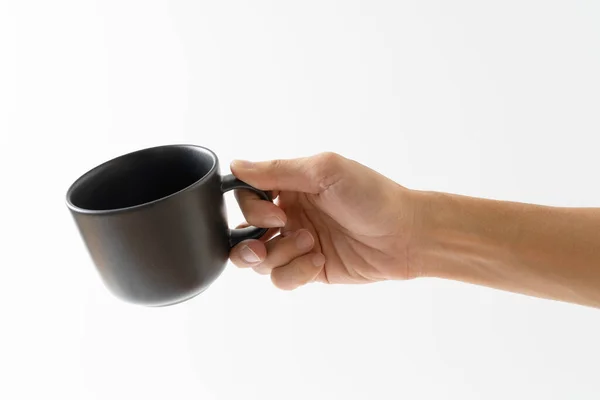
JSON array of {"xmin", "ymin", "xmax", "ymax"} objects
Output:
[{"xmin": 230, "ymin": 152, "xmax": 345, "ymax": 194}]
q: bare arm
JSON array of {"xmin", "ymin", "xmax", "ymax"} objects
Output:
[
  {"xmin": 229, "ymin": 152, "xmax": 600, "ymax": 308},
  {"xmin": 412, "ymin": 191, "xmax": 600, "ymax": 308}
]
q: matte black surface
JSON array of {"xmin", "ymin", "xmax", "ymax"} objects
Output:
[
  {"xmin": 66, "ymin": 145, "xmax": 272, "ymax": 307},
  {"xmin": 221, "ymin": 174, "xmax": 271, "ymax": 247}
]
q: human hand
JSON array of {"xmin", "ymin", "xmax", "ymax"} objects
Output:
[{"xmin": 229, "ymin": 153, "xmax": 419, "ymax": 290}]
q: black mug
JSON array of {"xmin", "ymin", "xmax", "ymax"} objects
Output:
[{"xmin": 66, "ymin": 144, "xmax": 271, "ymax": 306}]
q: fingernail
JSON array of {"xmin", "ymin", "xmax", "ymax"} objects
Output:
[
  {"xmin": 231, "ymin": 160, "xmax": 254, "ymax": 169},
  {"xmin": 296, "ymin": 230, "xmax": 314, "ymax": 251},
  {"xmin": 265, "ymin": 216, "xmax": 285, "ymax": 227},
  {"xmin": 240, "ymin": 246, "xmax": 261, "ymax": 264},
  {"xmin": 312, "ymin": 254, "xmax": 326, "ymax": 267}
]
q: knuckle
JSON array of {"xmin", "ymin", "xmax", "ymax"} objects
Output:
[
  {"xmin": 267, "ymin": 159, "xmax": 286, "ymax": 171},
  {"xmin": 316, "ymin": 151, "xmax": 341, "ymax": 163},
  {"xmin": 314, "ymin": 152, "xmax": 341, "ymax": 169},
  {"xmin": 309, "ymin": 152, "xmax": 343, "ymax": 191}
]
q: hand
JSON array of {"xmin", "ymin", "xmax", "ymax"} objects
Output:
[{"xmin": 229, "ymin": 152, "xmax": 419, "ymax": 290}]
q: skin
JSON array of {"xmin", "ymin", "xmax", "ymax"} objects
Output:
[{"xmin": 229, "ymin": 152, "xmax": 600, "ymax": 308}]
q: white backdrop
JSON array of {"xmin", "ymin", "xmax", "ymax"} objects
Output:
[{"xmin": 2, "ymin": 1, "xmax": 600, "ymax": 399}]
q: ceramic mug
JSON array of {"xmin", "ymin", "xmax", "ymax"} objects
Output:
[{"xmin": 66, "ymin": 144, "xmax": 271, "ymax": 306}]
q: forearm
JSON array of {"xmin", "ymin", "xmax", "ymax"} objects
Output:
[{"xmin": 411, "ymin": 191, "xmax": 600, "ymax": 308}]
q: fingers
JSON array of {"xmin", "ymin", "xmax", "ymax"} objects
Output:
[
  {"xmin": 230, "ymin": 152, "xmax": 345, "ymax": 194},
  {"xmin": 230, "ymin": 229, "xmax": 313, "ymax": 268},
  {"xmin": 228, "ymin": 223, "xmax": 280, "ymax": 267},
  {"xmin": 258, "ymin": 229, "xmax": 314, "ymax": 271},
  {"xmin": 235, "ymin": 189, "xmax": 286, "ymax": 228},
  {"xmin": 229, "ymin": 229, "xmax": 326, "ymax": 290},
  {"xmin": 271, "ymin": 253, "xmax": 326, "ymax": 290},
  {"xmin": 229, "ymin": 239, "xmax": 267, "ymax": 267}
]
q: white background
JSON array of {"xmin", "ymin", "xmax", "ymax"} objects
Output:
[{"xmin": 2, "ymin": 1, "xmax": 600, "ymax": 399}]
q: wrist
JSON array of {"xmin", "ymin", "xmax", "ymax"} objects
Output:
[
  {"xmin": 395, "ymin": 188, "xmax": 440, "ymax": 280},
  {"xmin": 407, "ymin": 190, "xmax": 497, "ymax": 280},
  {"xmin": 405, "ymin": 190, "xmax": 440, "ymax": 279}
]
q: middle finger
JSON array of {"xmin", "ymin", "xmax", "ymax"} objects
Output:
[{"xmin": 235, "ymin": 190, "xmax": 286, "ymax": 228}]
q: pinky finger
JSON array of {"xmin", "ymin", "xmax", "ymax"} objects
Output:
[{"xmin": 270, "ymin": 253, "xmax": 326, "ymax": 291}]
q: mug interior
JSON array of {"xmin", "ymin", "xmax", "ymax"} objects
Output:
[{"xmin": 67, "ymin": 145, "xmax": 216, "ymax": 211}]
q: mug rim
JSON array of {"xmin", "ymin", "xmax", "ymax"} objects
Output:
[{"xmin": 65, "ymin": 144, "xmax": 218, "ymax": 216}]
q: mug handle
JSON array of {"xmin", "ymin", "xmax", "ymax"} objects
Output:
[{"xmin": 221, "ymin": 174, "xmax": 274, "ymax": 248}]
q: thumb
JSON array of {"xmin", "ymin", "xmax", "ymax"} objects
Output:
[{"xmin": 230, "ymin": 152, "xmax": 344, "ymax": 194}]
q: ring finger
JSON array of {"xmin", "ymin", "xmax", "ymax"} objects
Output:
[{"xmin": 252, "ymin": 229, "xmax": 315, "ymax": 274}]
